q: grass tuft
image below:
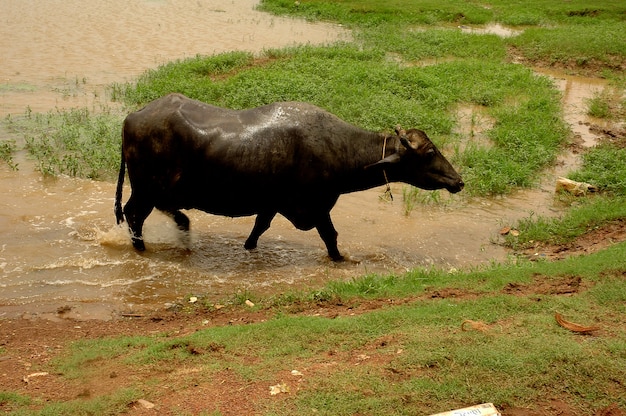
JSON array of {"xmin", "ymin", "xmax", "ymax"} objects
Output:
[
  {"xmin": 0, "ymin": 138, "xmax": 18, "ymax": 170},
  {"xmin": 6, "ymin": 107, "xmax": 123, "ymax": 180}
]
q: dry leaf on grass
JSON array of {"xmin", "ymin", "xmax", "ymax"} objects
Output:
[
  {"xmin": 555, "ymin": 312, "xmax": 600, "ymax": 334},
  {"xmin": 461, "ymin": 319, "xmax": 491, "ymax": 333}
]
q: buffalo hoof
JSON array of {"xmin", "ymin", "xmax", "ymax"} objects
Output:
[
  {"xmin": 132, "ymin": 239, "xmax": 146, "ymax": 251},
  {"xmin": 243, "ymin": 240, "xmax": 257, "ymax": 250},
  {"xmin": 329, "ymin": 253, "xmax": 361, "ymax": 264},
  {"xmin": 329, "ymin": 253, "xmax": 345, "ymax": 262}
]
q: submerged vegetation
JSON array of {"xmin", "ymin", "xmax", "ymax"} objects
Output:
[
  {"xmin": 0, "ymin": 138, "xmax": 17, "ymax": 170},
  {"xmin": 5, "ymin": 106, "xmax": 122, "ymax": 180}
]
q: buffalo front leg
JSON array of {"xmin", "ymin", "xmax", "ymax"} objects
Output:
[
  {"xmin": 316, "ymin": 213, "xmax": 343, "ymax": 261},
  {"xmin": 244, "ymin": 211, "xmax": 277, "ymax": 250},
  {"xmin": 123, "ymin": 194, "xmax": 154, "ymax": 251}
]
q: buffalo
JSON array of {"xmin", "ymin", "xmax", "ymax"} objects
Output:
[{"xmin": 115, "ymin": 93, "xmax": 463, "ymax": 261}]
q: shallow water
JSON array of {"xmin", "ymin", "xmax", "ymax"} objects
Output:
[
  {"xmin": 0, "ymin": 0, "xmax": 347, "ymax": 114},
  {"xmin": 458, "ymin": 23, "xmax": 522, "ymax": 38},
  {"xmin": 0, "ymin": 1, "xmax": 612, "ymax": 320}
]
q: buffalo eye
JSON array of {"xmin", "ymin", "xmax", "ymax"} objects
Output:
[{"xmin": 424, "ymin": 148, "xmax": 435, "ymax": 158}]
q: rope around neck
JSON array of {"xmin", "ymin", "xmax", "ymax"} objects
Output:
[{"xmin": 381, "ymin": 136, "xmax": 393, "ymax": 202}]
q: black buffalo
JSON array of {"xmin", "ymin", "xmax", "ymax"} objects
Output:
[{"xmin": 115, "ymin": 93, "xmax": 463, "ymax": 261}]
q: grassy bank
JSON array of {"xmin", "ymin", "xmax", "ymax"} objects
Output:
[{"xmin": 260, "ymin": 0, "xmax": 626, "ymax": 70}]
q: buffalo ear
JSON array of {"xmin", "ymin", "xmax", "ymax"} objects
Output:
[
  {"xmin": 395, "ymin": 125, "xmax": 406, "ymax": 137},
  {"xmin": 365, "ymin": 153, "xmax": 401, "ymax": 169}
]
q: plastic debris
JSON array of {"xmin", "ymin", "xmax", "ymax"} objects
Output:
[
  {"xmin": 269, "ymin": 383, "xmax": 289, "ymax": 395},
  {"xmin": 136, "ymin": 399, "xmax": 155, "ymax": 409},
  {"xmin": 555, "ymin": 177, "xmax": 597, "ymax": 196},
  {"xmin": 429, "ymin": 402, "xmax": 501, "ymax": 416},
  {"xmin": 22, "ymin": 372, "xmax": 49, "ymax": 383}
]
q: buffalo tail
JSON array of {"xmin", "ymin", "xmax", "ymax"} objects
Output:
[{"xmin": 114, "ymin": 135, "xmax": 125, "ymax": 225}]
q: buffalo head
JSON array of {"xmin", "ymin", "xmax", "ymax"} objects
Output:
[{"xmin": 367, "ymin": 126, "xmax": 464, "ymax": 193}]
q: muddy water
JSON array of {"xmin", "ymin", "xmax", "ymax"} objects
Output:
[
  {"xmin": 0, "ymin": 7, "xmax": 610, "ymax": 320},
  {"xmin": 0, "ymin": 0, "xmax": 347, "ymax": 114}
]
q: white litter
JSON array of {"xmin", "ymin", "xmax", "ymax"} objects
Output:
[{"xmin": 429, "ymin": 403, "xmax": 501, "ymax": 416}]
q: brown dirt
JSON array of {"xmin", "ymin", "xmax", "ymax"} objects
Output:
[{"xmin": 1, "ymin": 222, "xmax": 625, "ymax": 415}]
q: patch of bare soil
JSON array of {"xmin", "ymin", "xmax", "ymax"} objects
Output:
[
  {"xmin": 502, "ymin": 274, "xmax": 588, "ymax": 297},
  {"xmin": 591, "ymin": 124, "xmax": 626, "ymax": 149}
]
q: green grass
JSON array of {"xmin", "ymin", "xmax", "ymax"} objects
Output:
[
  {"xmin": 9, "ymin": 242, "xmax": 623, "ymax": 415},
  {"xmin": 358, "ymin": 25, "xmax": 507, "ymax": 62},
  {"xmin": 507, "ymin": 21, "xmax": 626, "ymax": 70},
  {"xmin": 54, "ymin": 336, "xmax": 153, "ymax": 380},
  {"xmin": 3, "ymin": 389, "xmax": 141, "ymax": 416},
  {"xmin": 0, "ymin": 392, "xmax": 32, "ymax": 412},
  {"xmin": 260, "ymin": 0, "xmax": 626, "ymax": 75},
  {"xmin": 570, "ymin": 145, "xmax": 626, "ymax": 195},
  {"xmin": 503, "ymin": 125, "xmax": 626, "ymax": 250},
  {"xmin": 259, "ymin": 0, "xmax": 626, "ymax": 27},
  {"xmin": 586, "ymin": 91, "xmax": 613, "ymax": 118},
  {"xmin": 257, "ymin": 0, "xmax": 494, "ymax": 27}
]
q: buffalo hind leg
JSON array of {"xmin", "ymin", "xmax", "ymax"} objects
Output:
[
  {"xmin": 316, "ymin": 213, "xmax": 343, "ymax": 261},
  {"xmin": 245, "ymin": 211, "xmax": 277, "ymax": 250},
  {"xmin": 164, "ymin": 209, "xmax": 191, "ymax": 248},
  {"xmin": 123, "ymin": 194, "xmax": 154, "ymax": 251}
]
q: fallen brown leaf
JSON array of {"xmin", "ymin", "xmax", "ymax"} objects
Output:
[
  {"xmin": 555, "ymin": 312, "xmax": 600, "ymax": 334},
  {"xmin": 461, "ymin": 319, "xmax": 490, "ymax": 333}
]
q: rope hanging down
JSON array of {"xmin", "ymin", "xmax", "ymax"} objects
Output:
[{"xmin": 381, "ymin": 136, "xmax": 393, "ymax": 202}]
